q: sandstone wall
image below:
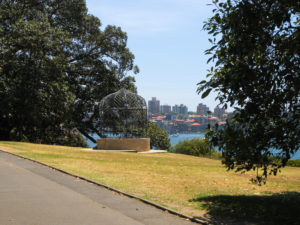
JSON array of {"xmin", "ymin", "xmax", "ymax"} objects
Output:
[{"xmin": 97, "ymin": 138, "xmax": 150, "ymax": 152}]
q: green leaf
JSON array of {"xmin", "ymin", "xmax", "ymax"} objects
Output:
[
  {"xmin": 198, "ymin": 80, "xmax": 206, "ymax": 85},
  {"xmin": 207, "ymin": 57, "xmax": 213, "ymax": 63},
  {"xmin": 201, "ymin": 88, "xmax": 212, "ymax": 98}
]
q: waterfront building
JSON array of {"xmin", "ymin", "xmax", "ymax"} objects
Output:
[
  {"xmin": 160, "ymin": 104, "xmax": 171, "ymax": 114},
  {"xmin": 214, "ymin": 106, "xmax": 226, "ymax": 120},
  {"xmin": 178, "ymin": 123, "xmax": 189, "ymax": 133},
  {"xmin": 197, "ymin": 103, "xmax": 210, "ymax": 116},
  {"xmin": 155, "ymin": 120, "xmax": 164, "ymax": 129},
  {"xmin": 166, "ymin": 114, "xmax": 175, "ymax": 121},
  {"xmin": 172, "ymin": 119, "xmax": 187, "ymax": 133},
  {"xmin": 185, "ymin": 119, "xmax": 195, "ymax": 125},
  {"xmin": 152, "ymin": 115, "xmax": 166, "ymax": 121},
  {"xmin": 191, "ymin": 122, "xmax": 202, "ymax": 133},
  {"xmin": 189, "ymin": 114, "xmax": 208, "ymax": 125},
  {"xmin": 218, "ymin": 121, "xmax": 226, "ymax": 125},
  {"xmin": 172, "ymin": 104, "xmax": 188, "ymax": 114},
  {"xmin": 167, "ymin": 122, "xmax": 178, "ymax": 134},
  {"xmin": 208, "ymin": 117, "xmax": 219, "ymax": 126},
  {"xmin": 148, "ymin": 97, "xmax": 160, "ymax": 114}
]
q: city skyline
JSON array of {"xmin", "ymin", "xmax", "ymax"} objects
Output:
[
  {"xmin": 85, "ymin": 0, "xmax": 226, "ymax": 112},
  {"xmin": 146, "ymin": 96, "xmax": 227, "ymax": 114}
]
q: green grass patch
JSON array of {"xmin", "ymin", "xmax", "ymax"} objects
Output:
[{"xmin": 0, "ymin": 141, "xmax": 299, "ymax": 224}]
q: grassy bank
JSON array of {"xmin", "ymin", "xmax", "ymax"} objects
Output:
[{"xmin": 0, "ymin": 141, "xmax": 299, "ymax": 224}]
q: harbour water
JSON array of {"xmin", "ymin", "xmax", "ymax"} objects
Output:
[
  {"xmin": 169, "ymin": 133, "xmax": 204, "ymax": 146},
  {"xmin": 87, "ymin": 133, "xmax": 300, "ymax": 160},
  {"xmin": 86, "ymin": 133, "xmax": 205, "ymax": 148},
  {"xmin": 168, "ymin": 133, "xmax": 300, "ymax": 160}
]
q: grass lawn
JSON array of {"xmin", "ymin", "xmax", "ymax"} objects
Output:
[{"xmin": 0, "ymin": 141, "xmax": 299, "ymax": 224}]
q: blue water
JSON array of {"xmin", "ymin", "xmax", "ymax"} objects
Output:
[
  {"xmin": 169, "ymin": 133, "xmax": 205, "ymax": 146},
  {"xmin": 87, "ymin": 133, "xmax": 300, "ymax": 160}
]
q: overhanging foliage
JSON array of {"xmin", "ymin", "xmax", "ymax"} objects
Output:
[
  {"xmin": 0, "ymin": 0, "xmax": 138, "ymax": 145},
  {"xmin": 198, "ymin": 0, "xmax": 300, "ymax": 183}
]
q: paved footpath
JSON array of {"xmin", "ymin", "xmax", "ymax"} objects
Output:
[{"xmin": 0, "ymin": 151, "xmax": 199, "ymax": 225}]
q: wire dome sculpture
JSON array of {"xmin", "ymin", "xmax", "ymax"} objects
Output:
[{"xmin": 98, "ymin": 88, "xmax": 148, "ymax": 138}]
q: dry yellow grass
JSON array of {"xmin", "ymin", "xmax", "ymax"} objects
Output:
[{"xmin": 0, "ymin": 141, "xmax": 299, "ymax": 223}]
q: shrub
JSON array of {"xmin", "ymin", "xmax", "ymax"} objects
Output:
[
  {"xmin": 269, "ymin": 157, "xmax": 300, "ymax": 168},
  {"xmin": 9, "ymin": 125, "xmax": 88, "ymax": 148},
  {"xmin": 286, "ymin": 159, "xmax": 300, "ymax": 167},
  {"xmin": 173, "ymin": 138, "xmax": 219, "ymax": 158},
  {"xmin": 147, "ymin": 122, "xmax": 170, "ymax": 150},
  {"xmin": 54, "ymin": 131, "xmax": 88, "ymax": 148}
]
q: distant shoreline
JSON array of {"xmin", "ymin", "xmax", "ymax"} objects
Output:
[{"xmin": 87, "ymin": 133, "xmax": 300, "ymax": 160}]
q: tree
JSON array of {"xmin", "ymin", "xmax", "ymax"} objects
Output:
[
  {"xmin": 198, "ymin": 0, "xmax": 300, "ymax": 183},
  {"xmin": 0, "ymin": 0, "xmax": 138, "ymax": 145},
  {"xmin": 147, "ymin": 122, "xmax": 171, "ymax": 150}
]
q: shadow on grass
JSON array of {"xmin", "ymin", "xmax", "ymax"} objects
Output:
[{"xmin": 190, "ymin": 192, "xmax": 300, "ymax": 225}]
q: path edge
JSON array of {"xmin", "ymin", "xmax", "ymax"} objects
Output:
[{"xmin": 0, "ymin": 149, "xmax": 209, "ymax": 225}]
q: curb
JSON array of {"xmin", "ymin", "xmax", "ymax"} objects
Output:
[{"xmin": 0, "ymin": 149, "xmax": 209, "ymax": 225}]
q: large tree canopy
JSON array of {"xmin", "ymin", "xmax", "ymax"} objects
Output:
[
  {"xmin": 0, "ymin": 0, "xmax": 138, "ymax": 145},
  {"xmin": 198, "ymin": 0, "xmax": 300, "ymax": 183}
]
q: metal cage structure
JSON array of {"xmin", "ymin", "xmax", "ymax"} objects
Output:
[{"xmin": 98, "ymin": 88, "xmax": 148, "ymax": 138}]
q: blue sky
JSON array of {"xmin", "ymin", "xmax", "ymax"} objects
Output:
[{"xmin": 86, "ymin": 0, "xmax": 220, "ymax": 112}]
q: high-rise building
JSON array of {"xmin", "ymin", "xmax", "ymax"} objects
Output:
[
  {"xmin": 148, "ymin": 97, "xmax": 160, "ymax": 114},
  {"xmin": 214, "ymin": 105, "xmax": 226, "ymax": 119},
  {"xmin": 172, "ymin": 104, "xmax": 188, "ymax": 114},
  {"xmin": 197, "ymin": 103, "xmax": 210, "ymax": 116},
  {"xmin": 160, "ymin": 105, "xmax": 171, "ymax": 114}
]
